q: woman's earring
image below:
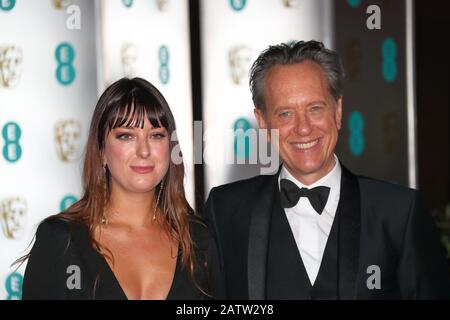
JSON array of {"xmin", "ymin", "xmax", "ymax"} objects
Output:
[
  {"xmin": 153, "ymin": 178, "xmax": 165, "ymax": 220},
  {"xmin": 101, "ymin": 213, "xmax": 108, "ymax": 225},
  {"xmin": 102, "ymin": 161, "xmax": 108, "ymax": 225}
]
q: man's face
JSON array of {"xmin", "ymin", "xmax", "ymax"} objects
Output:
[{"xmin": 254, "ymin": 61, "xmax": 342, "ymax": 185}]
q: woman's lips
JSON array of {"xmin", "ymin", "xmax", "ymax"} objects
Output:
[{"xmin": 130, "ymin": 166, "xmax": 154, "ymax": 174}]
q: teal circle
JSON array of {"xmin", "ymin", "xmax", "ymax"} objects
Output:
[
  {"xmin": 349, "ymin": 111, "xmax": 364, "ymax": 131},
  {"xmin": 2, "ymin": 121, "xmax": 21, "ymax": 140},
  {"xmin": 55, "ymin": 43, "xmax": 76, "ymax": 85},
  {"xmin": 56, "ymin": 65, "xmax": 76, "ymax": 85},
  {"xmin": 233, "ymin": 118, "xmax": 252, "ymax": 158},
  {"xmin": 60, "ymin": 195, "xmax": 77, "ymax": 211},
  {"xmin": 55, "ymin": 43, "xmax": 75, "ymax": 64},
  {"xmin": 0, "ymin": 0, "xmax": 16, "ymax": 11},
  {"xmin": 5, "ymin": 272, "xmax": 23, "ymax": 300},
  {"xmin": 159, "ymin": 46, "xmax": 169, "ymax": 64},
  {"xmin": 2, "ymin": 122, "xmax": 22, "ymax": 163},
  {"xmin": 122, "ymin": 0, "xmax": 133, "ymax": 8},
  {"xmin": 159, "ymin": 67, "xmax": 169, "ymax": 85},
  {"xmin": 349, "ymin": 135, "xmax": 365, "ymax": 156},
  {"xmin": 347, "ymin": 0, "xmax": 361, "ymax": 8},
  {"xmin": 230, "ymin": 0, "xmax": 247, "ymax": 11},
  {"xmin": 382, "ymin": 38, "xmax": 397, "ymax": 59},
  {"xmin": 382, "ymin": 61, "xmax": 397, "ymax": 82}
]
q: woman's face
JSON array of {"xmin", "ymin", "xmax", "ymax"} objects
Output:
[{"xmin": 103, "ymin": 116, "xmax": 170, "ymax": 195}]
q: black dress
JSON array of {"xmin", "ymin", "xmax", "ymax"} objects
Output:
[{"xmin": 22, "ymin": 216, "xmax": 225, "ymax": 300}]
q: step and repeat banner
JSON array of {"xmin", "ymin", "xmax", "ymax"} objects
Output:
[
  {"xmin": 1, "ymin": 0, "xmax": 422, "ymax": 300},
  {"xmin": 0, "ymin": 0, "xmax": 194, "ymax": 300},
  {"xmin": 200, "ymin": 0, "xmax": 334, "ymax": 191},
  {"xmin": 0, "ymin": 0, "xmax": 98, "ymax": 300},
  {"xmin": 98, "ymin": 0, "xmax": 195, "ymax": 205},
  {"xmin": 334, "ymin": 0, "xmax": 416, "ymax": 188}
]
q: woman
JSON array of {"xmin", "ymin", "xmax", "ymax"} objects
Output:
[{"xmin": 20, "ymin": 78, "xmax": 224, "ymax": 299}]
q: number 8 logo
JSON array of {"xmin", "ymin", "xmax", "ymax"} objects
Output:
[
  {"xmin": 381, "ymin": 38, "xmax": 397, "ymax": 83},
  {"xmin": 159, "ymin": 45, "xmax": 170, "ymax": 85},
  {"xmin": 348, "ymin": 111, "xmax": 365, "ymax": 156},
  {"xmin": 55, "ymin": 43, "xmax": 76, "ymax": 85},
  {"xmin": 2, "ymin": 121, "xmax": 22, "ymax": 163}
]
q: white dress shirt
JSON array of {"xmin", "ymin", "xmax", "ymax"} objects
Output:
[{"xmin": 278, "ymin": 154, "xmax": 342, "ymax": 285}]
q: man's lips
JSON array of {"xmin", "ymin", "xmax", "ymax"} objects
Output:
[
  {"xmin": 290, "ymin": 138, "xmax": 320, "ymax": 150},
  {"xmin": 130, "ymin": 166, "xmax": 154, "ymax": 174}
]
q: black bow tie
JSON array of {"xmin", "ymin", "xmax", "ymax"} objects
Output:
[{"xmin": 280, "ymin": 179, "xmax": 330, "ymax": 214}]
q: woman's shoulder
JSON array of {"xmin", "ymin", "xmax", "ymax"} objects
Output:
[{"xmin": 35, "ymin": 214, "xmax": 86, "ymax": 244}]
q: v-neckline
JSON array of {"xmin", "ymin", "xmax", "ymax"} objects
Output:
[{"xmin": 97, "ymin": 245, "xmax": 181, "ymax": 300}]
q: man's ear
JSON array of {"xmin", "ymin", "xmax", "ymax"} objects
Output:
[
  {"xmin": 254, "ymin": 108, "xmax": 267, "ymax": 129},
  {"xmin": 335, "ymin": 97, "xmax": 343, "ymax": 130},
  {"xmin": 254, "ymin": 107, "xmax": 270, "ymax": 143}
]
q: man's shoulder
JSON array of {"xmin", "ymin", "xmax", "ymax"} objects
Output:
[
  {"xmin": 357, "ymin": 175, "xmax": 418, "ymax": 202},
  {"xmin": 209, "ymin": 174, "xmax": 276, "ymax": 198}
]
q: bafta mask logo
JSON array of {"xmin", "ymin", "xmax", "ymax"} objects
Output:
[
  {"xmin": 55, "ymin": 119, "xmax": 82, "ymax": 162},
  {"xmin": 228, "ymin": 45, "xmax": 252, "ymax": 85},
  {"xmin": 52, "ymin": 0, "xmax": 71, "ymax": 9},
  {"xmin": 344, "ymin": 38, "xmax": 363, "ymax": 81},
  {"xmin": 382, "ymin": 112, "xmax": 399, "ymax": 155},
  {"xmin": 1, "ymin": 197, "xmax": 27, "ymax": 240},
  {"xmin": 0, "ymin": 46, "xmax": 23, "ymax": 88},
  {"xmin": 121, "ymin": 43, "xmax": 138, "ymax": 78},
  {"xmin": 156, "ymin": 0, "xmax": 168, "ymax": 11},
  {"xmin": 283, "ymin": 0, "xmax": 297, "ymax": 7}
]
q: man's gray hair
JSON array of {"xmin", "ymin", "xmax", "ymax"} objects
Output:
[{"xmin": 249, "ymin": 40, "xmax": 345, "ymax": 111}]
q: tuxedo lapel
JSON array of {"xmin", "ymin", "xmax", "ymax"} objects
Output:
[
  {"xmin": 247, "ymin": 173, "xmax": 279, "ymax": 300},
  {"xmin": 337, "ymin": 164, "xmax": 361, "ymax": 299}
]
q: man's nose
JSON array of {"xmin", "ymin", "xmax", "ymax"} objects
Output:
[{"xmin": 294, "ymin": 113, "xmax": 312, "ymax": 136}]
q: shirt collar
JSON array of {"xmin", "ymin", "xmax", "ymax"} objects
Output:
[{"xmin": 279, "ymin": 154, "xmax": 342, "ymax": 191}]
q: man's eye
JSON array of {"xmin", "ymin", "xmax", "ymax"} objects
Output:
[
  {"xmin": 279, "ymin": 111, "xmax": 291, "ymax": 118},
  {"xmin": 310, "ymin": 106, "xmax": 323, "ymax": 112}
]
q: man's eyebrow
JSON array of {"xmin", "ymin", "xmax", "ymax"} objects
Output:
[
  {"xmin": 272, "ymin": 106, "xmax": 292, "ymax": 113},
  {"xmin": 307, "ymin": 100, "xmax": 327, "ymax": 106}
]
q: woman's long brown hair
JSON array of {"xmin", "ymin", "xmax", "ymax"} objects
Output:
[{"xmin": 14, "ymin": 77, "xmax": 209, "ymax": 297}]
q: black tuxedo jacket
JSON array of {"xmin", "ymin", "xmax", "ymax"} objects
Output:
[
  {"xmin": 22, "ymin": 217, "xmax": 225, "ymax": 300},
  {"xmin": 204, "ymin": 165, "xmax": 450, "ymax": 299}
]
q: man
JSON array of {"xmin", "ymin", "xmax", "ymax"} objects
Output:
[{"xmin": 205, "ymin": 40, "xmax": 450, "ymax": 299}]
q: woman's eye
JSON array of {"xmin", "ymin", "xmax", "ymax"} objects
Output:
[
  {"xmin": 151, "ymin": 132, "xmax": 166, "ymax": 139},
  {"xmin": 116, "ymin": 133, "xmax": 132, "ymax": 140}
]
